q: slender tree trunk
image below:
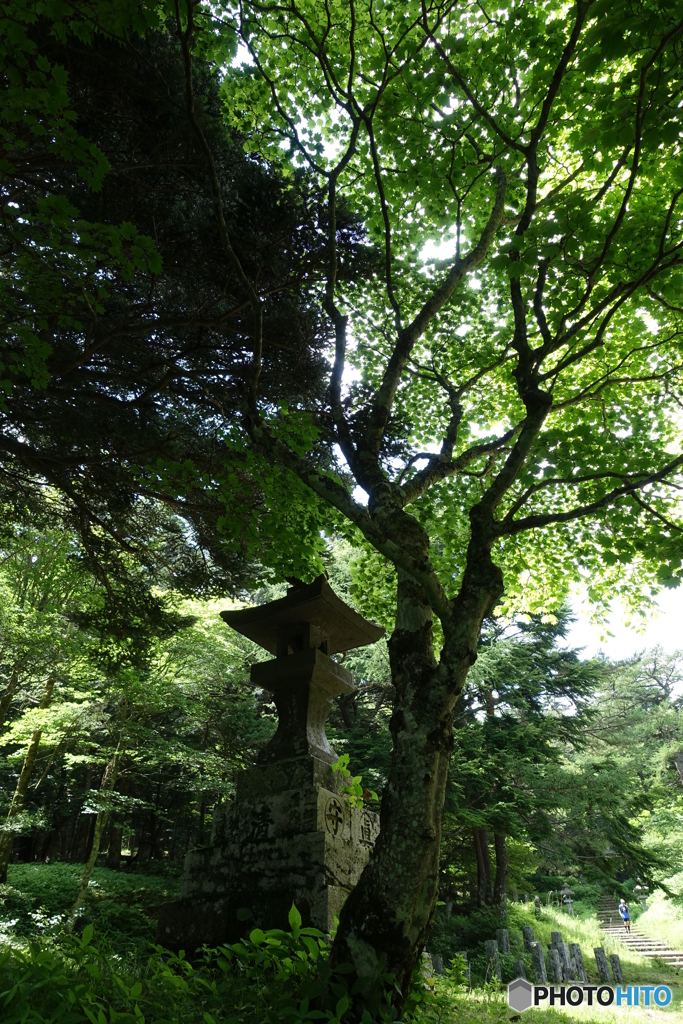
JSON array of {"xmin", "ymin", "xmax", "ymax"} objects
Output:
[
  {"xmin": 68, "ymin": 749, "xmax": 120, "ymax": 929},
  {"xmin": 0, "ymin": 677, "xmax": 54, "ymax": 883},
  {"xmin": 69, "ymin": 766, "xmax": 94, "ymax": 862},
  {"xmin": 105, "ymin": 823, "xmax": 122, "ymax": 870},
  {"xmin": 473, "ymin": 830, "xmax": 484, "ymax": 906},
  {"xmin": 672, "ymin": 751, "xmax": 683, "ymax": 786},
  {"xmin": 473, "ymin": 829, "xmax": 491, "ymax": 907},
  {"xmin": 337, "ymin": 692, "xmax": 357, "ymax": 730},
  {"xmin": 105, "ymin": 776, "xmax": 129, "ymax": 870},
  {"xmin": 0, "ymin": 666, "xmax": 21, "ymax": 731},
  {"xmin": 331, "ymin": 552, "xmax": 502, "ymax": 1001},
  {"xmin": 480, "ymin": 830, "xmax": 492, "ymax": 904},
  {"xmin": 493, "ymin": 833, "xmax": 508, "ymax": 909},
  {"xmin": 82, "ymin": 813, "xmax": 97, "ymax": 863}
]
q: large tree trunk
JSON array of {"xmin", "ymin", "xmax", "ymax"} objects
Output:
[
  {"xmin": 105, "ymin": 823, "xmax": 122, "ymax": 870},
  {"xmin": 105, "ymin": 775, "xmax": 129, "ymax": 869},
  {"xmin": 82, "ymin": 814, "xmax": 97, "ymax": 864},
  {"xmin": 493, "ymin": 833, "xmax": 508, "ymax": 909},
  {"xmin": 330, "ymin": 554, "xmax": 502, "ymax": 1002},
  {"xmin": 0, "ymin": 677, "xmax": 54, "ymax": 883}
]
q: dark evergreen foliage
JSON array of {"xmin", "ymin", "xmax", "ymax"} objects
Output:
[{"xmin": 0, "ymin": 20, "xmax": 369, "ymax": 593}]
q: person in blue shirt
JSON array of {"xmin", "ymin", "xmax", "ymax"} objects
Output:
[{"xmin": 619, "ymin": 899, "xmax": 631, "ymax": 932}]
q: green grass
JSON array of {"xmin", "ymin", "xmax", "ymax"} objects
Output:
[
  {"xmin": 427, "ymin": 987, "xmax": 683, "ymax": 1024},
  {"xmin": 636, "ymin": 875, "xmax": 683, "ymax": 954},
  {"xmin": 488, "ymin": 904, "xmax": 683, "ymax": 1022}
]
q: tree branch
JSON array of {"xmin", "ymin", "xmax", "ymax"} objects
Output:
[
  {"xmin": 366, "ymin": 118, "xmax": 401, "ymax": 330},
  {"xmin": 399, "ymin": 423, "xmax": 523, "ymax": 506},
  {"xmin": 365, "ymin": 166, "xmax": 507, "ymax": 456},
  {"xmin": 256, "ymin": 431, "xmax": 452, "ymax": 618},
  {"xmin": 495, "ymin": 454, "xmax": 683, "ymax": 537}
]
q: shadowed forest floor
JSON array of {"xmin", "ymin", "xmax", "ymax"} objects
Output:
[{"xmin": 2, "ymin": 864, "xmax": 683, "ymax": 1023}]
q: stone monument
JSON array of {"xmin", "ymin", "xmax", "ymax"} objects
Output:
[
  {"xmin": 609, "ymin": 953, "xmax": 624, "ymax": 984},
  {"xmin": 568, "ymin": 943, "xmax": 587, "ymax": 983},
  {"xmin": 157, "ymin": 576, "xmax": 384, "ymax": 950},
  {"xmin": 594, "ymin": 947, "xmax": 611, "ymax": 983},
  {"xmin": 530, "ymin": 942, "xmax": 547, "ymax": 984},
  {"xmin": 548, "ymin": 948, "xmax": 563, "ymax": 983},
  {"xmin": 484, "ymin": 939, "xmax": 502, "ymax": 981}
]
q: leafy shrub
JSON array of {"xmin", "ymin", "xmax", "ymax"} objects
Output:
[
  {"xmin": 81, "ymin": 900, "xmax": 157, "ymax": 955},
  {"xmin": 0, "ymin": 885, "xmax": 37, "ymax": 938},
  {"xmin": 427, "ymin": 906, "xmax": 504, "ymax": 965},
  {"xmin": 2, "ymin": 862, "xmax": 180, "ymax": 954},
  {"xmin": 0, "ymin": 906, "xmax": 431, "ymax": 1024}
]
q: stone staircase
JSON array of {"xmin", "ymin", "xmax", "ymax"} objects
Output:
[{"xmin": 598, "ymin": 896, "xmax": 683, "ymax": 971}]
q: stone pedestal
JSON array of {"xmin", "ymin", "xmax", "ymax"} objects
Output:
[
  {"xmin": 484, "ymin": 939, "xmax": 501, "ymax": 981},
  {"xmin": 513, "ymin": 959, "xmax": 527, "ymax": 980},
  {"xmin": 158, "ymin": 755, "xmax": 379, "ymax": 948},
  {"xmin": 609, "ymin": 953, "xmax": 624, "ymax": 984},
  {"xmin": 548, "ymin": 948, "xmax": 562, "ymax": 983}
]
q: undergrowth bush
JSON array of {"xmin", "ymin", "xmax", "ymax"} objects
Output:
[
  {"xmin": 0, "ymin": 906, "xmax": 450, "ymax": 1024},
  {"xmin": 0, "ymin": 863, "xmax": 180, "ymax": 954},
  {"xmin": 427, "ymin": 907, "xmax": 501, "ymax": 966}
]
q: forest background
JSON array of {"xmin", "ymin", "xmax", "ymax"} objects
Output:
[
  {"xmin": 3, "ymin": 521, "xmax": 683, "ymax": 967},
  {"xmin": 2, "ymin": 0, "xmax": 683, "ymax": 1019}
]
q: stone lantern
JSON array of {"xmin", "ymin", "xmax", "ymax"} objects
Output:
[
  {"xmin": 157, "ymin": 576, "xmax": 384, "ymax": 950},
  {"xmin": 633, "ymin": 880, "xmax": 649, "ymax": 913},
  {"xmin": 560, "ymin": 883, "xmax": 574, "ymax": 916}
]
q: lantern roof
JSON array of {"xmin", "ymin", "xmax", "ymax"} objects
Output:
[{"xmin": 221, "ymin": 575, "xmax": 385, "ymax": 656}]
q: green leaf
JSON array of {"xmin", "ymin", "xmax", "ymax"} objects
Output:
[{"xmin": 289, "ymin": 903, "xmax": 302, "ymax": 932}]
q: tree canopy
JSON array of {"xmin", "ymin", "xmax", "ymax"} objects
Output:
[{"xmin": 211, "ymin": 0, "xmax": 683, "ymax": 614}]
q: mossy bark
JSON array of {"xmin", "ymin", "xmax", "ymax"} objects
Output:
[
  {"xmin": 331, "ymin": 539, "xmax": 503, "ymax": 1002},
  {"xmin": 0, "ymin": 667, "xmax": 21, "ymax": 732}
]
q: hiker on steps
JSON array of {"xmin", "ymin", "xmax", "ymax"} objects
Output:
[{"xmin": 619, "ymin": 898, "xmax": 631, "ymax": 933}]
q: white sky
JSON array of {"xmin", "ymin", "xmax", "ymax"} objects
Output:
[{"xmin": 565, "ymin": 586, "xmax": 683, "ymax": 660}]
